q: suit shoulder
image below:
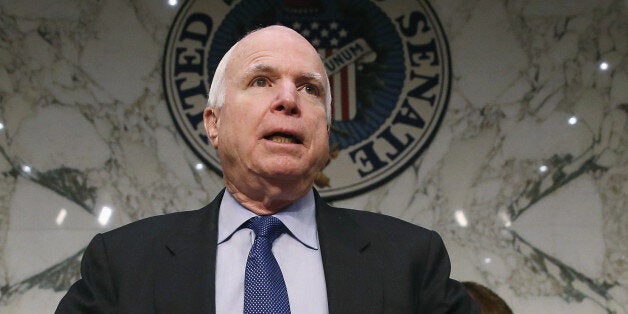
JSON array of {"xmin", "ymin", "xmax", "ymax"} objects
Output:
[
  {"xmin": 323, "ymin": 205, "xmax": 452, "ymax": 279},
  {"xmin": 99, "ymin": 204, "xmax": 211, "ymax": 245},
  {"xmin": 331, "ymin": 205, "xmax": 435, "ymax": 240}
]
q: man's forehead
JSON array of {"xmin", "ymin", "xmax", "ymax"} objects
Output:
[
  {"xmin": 244, "ymin": 63, "xmax": 324, "ymax": 81},
  {"xmin": 240, "ymin": 26, "xmax": 304, "ymax": 45},
  {"xmin": 233, "ymin": 28, "xmax": 319, "ymax": 62},
  {"xmin": 225, "ymin": 27, "xmax": 327, "ymax": 83}
]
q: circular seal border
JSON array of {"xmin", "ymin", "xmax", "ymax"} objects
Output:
[{"xmin": 162, "ymin": 0, "xmax": 452, "ymax": 201}]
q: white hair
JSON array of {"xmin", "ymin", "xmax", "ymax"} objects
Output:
[{"xmin": 205, "ymin": 32, "xmax": 332, "ymax": 125}]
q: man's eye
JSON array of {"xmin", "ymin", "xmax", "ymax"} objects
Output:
[
  {"xmin": 253, "ymin": 77, "xmax": 268, "ymax": 87},
  {"xmin": 304, "ymin": 84, "xmax": 319, "ymax": 95}
]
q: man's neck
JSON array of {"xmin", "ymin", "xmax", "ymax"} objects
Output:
[{"xmin": 224, "ymin": 180, "xmax": 312, "ymax": 215}]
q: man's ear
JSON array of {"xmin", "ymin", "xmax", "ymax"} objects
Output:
[{"xmin": 203, "ymin": 107, "xmax": 220, "ymax": 148}]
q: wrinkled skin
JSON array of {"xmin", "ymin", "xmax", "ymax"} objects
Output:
[{"xmin": 204, "ymin": 26, "xmax": 330, "ymax": 214}]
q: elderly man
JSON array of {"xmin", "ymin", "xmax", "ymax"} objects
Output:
[{"xmin": 57, "ymin": 26, "xmax": 478, "ymax": 313}]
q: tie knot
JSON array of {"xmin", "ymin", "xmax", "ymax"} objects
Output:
[{"xmin": 246, "ymin": 216, "xmax": 287, "ymax": 242}]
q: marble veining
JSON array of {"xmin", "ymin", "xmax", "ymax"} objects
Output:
[{"xmin": 0, "ymin": 0, "xmax": 626, "ymax": 313}]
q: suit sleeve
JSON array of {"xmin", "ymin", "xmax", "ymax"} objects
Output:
[
  {"xmin": 56, "ymin": 234, "xmax": 117, "ymax": 314},
  {"xmin": 417, "ymin": 231, "xmax": 480, "ymax": 313}
]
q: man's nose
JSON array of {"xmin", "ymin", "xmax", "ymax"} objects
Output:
[{"xmin": 271, "ymin": 82, "xmax": 300, "ymax": 116}]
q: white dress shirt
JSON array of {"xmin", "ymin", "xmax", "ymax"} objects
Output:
[{"xmin": 215, "ymin": 190, "xmax": 329, "ymax": 313}]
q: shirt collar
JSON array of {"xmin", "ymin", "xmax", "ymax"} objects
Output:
[{"xmin": 217, "ymin": 189, "xmax": 319, "ymax": 250}]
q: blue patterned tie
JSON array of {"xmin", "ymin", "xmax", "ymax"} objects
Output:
[{"xmin": 244, "ymin": 216, "xmax": 291, "ymax": 314}]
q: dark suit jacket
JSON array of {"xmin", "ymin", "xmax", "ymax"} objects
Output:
[{"xmin": 57, "ymin": 189, "xmax": 478, "ymax": 313}]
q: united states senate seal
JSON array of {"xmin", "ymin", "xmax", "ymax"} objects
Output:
[{"xmin": 164, "ymin": 0, "xmax": 451, "ymax": 200}]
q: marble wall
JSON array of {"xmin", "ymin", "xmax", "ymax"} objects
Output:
[{"xmin": 0, "ymin": 0, "xmax": 626, "ymax": 313}]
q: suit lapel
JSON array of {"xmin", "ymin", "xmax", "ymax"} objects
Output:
[
  {"xmin": 153, "ymin": 189, "xmax": 384, "ymax": 313},
  {"xmin": 315, "ymin": 193, "xmax": 384, "ymax": 314},
  {"xmin": 154, "ymin": 191, "xmax": 224, "ymax": 313}
]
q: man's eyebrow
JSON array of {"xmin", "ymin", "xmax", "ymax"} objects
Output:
[
  {"xmin": 244, "ymin": 63, "xmax": 274, "ymax": 76},
  {"xmin": 244, "ymin": 64, "xmax": 325, "ymax": 86},
  {"xmin": 300, "ymin": 72, "xmax": 324, "ymax": 84}
]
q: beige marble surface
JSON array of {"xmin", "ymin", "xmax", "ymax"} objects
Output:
[{"xmin": 0, "ymin": 0, "xmax": 626, "ymax": 313}]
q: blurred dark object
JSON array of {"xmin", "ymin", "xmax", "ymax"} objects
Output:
[{"xmin": 463, "ymin": 281, "xmax": 513, "ymax": 314}]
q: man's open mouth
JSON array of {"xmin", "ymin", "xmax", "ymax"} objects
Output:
[{"xmin": 264, "ymin": 132, "xmax": 302, "ymax": 144}]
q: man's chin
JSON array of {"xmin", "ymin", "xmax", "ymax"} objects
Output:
[
  {"xmin": 259, "ymin": 166, "xmax": 314, "ymax": 184},
  {"xmin": 264, "ymin": 169, "xmax": 309, "ymax": 181},
  {"xmin": 253, "ymin": 158, "xmax": 322, "ymax": 185}
]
